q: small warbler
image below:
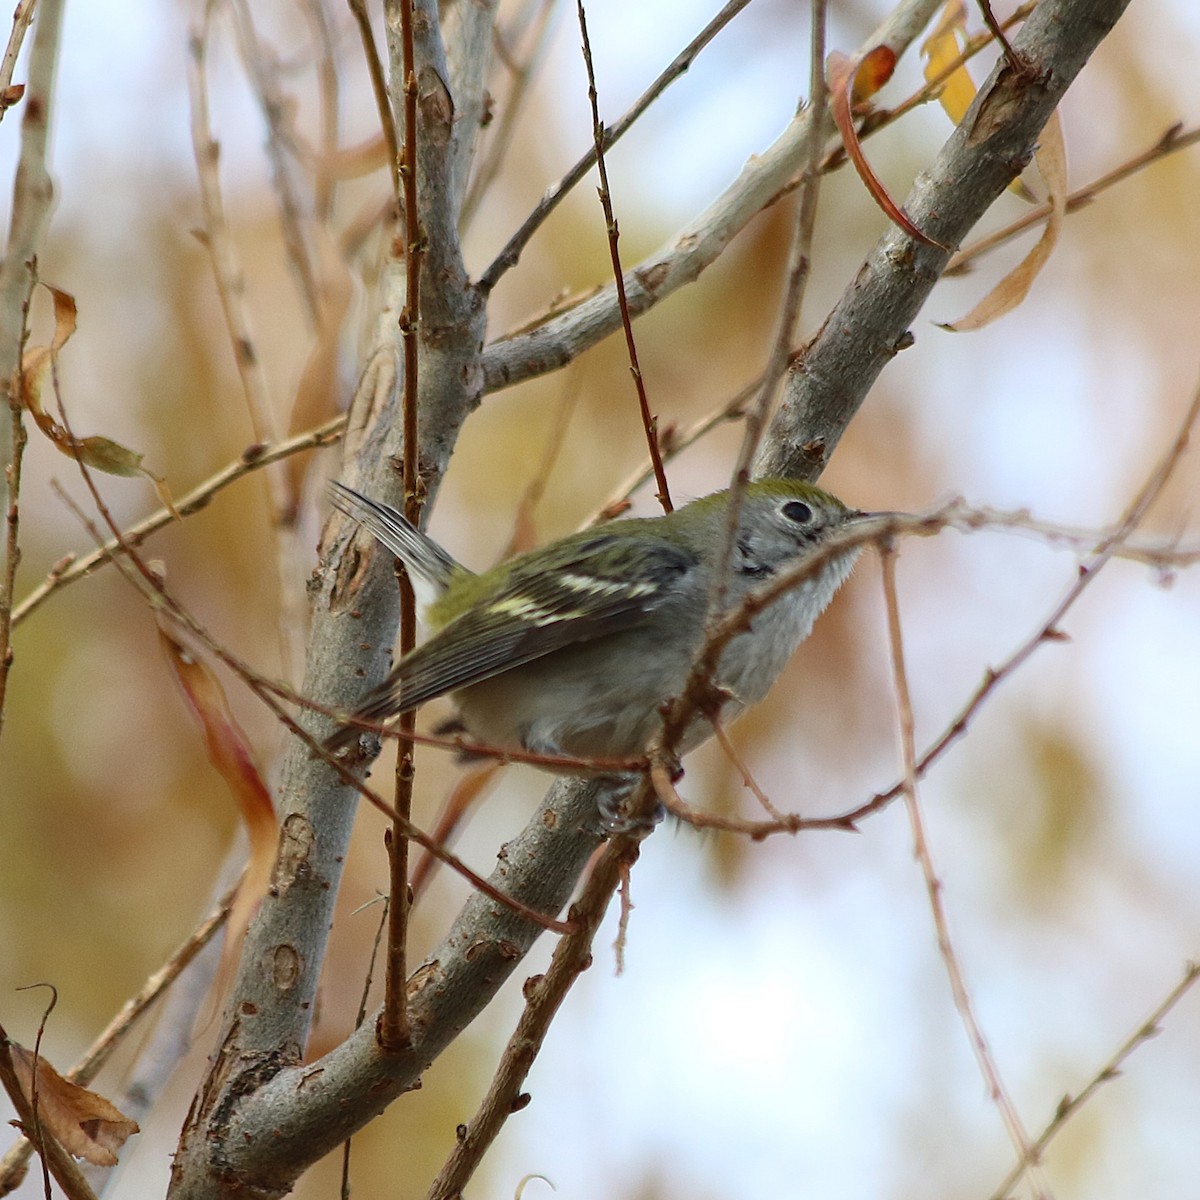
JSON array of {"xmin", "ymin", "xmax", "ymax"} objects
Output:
[{"xmin": 324, "ymin": 479, "xmax": 871, "ymax": 768}]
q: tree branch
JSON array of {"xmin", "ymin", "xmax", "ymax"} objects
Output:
[
  {"xmin": 758, "ymin": 0, "xmax": 1134, "ymax": 479},
  {"xmin": 478, "ymin": 0, "xmax": 944, "ymax": 392}
]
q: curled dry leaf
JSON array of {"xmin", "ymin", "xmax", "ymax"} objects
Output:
[
  {"xmin": 157, "ymin": 619, "xmax": 277, "ymax": 1000},
  {"xmin": 9, "ymin": 1043, "xmax": 139, "ymax": 1166},
  {"xmin": 17, "ymin": 284, "xmax": 172, "ymax": 498},
  {"xmin": 943, "ymin": 109, "xmax": 1067, "ymax": 331},
  {"xmin": 922, "ymin": 0, "xmax": 1036, "ymax": 201},
  {"xmin": 827, "ymin": 49, "xmax": 944, "ymax": 249}
]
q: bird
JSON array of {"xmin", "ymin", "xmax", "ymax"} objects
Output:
[{"xmin": 323, "ymin": 478, "xmax": 871, "ymax": 771}]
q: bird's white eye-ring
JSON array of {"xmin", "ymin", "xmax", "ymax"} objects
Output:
[{"xmin": 782, "ymin": 499, "xmax": 813, "ymax": 524}]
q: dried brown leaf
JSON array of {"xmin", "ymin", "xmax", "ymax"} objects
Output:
[
  {"xmin": 943, "ymin": 109, "xmax": 1067, "ymax": 330},
  {"xmin": 157, "ymin": 621, "xmax": 277, "ymax": 997},
  {"xmin": 851, "ymin": 44, "xmax": 896, "ymax": 104},
  {"xmin": 9, "ymin": 1043, "xmax": 138, "ymax": 1167},
  {"xmin": 17, "ymin": 285, "xmax": 165, "ymax": 485},
  {"xmin": 827, "ymin": 50, "xmax": 943, "ymax": 249}
]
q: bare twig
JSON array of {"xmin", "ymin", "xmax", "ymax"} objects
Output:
[
  {"xmin": 0, "ymin": 361, "xmax": 27, "ymax": 730},
  {"xmin": 576, "ymin": 0, "xmax": 671, "ymax": 513},
  {"xmin": 188, "ymin": 5, "xmax": 280, "ymax": 450},
  {"xmin": 301, "ymin": 0, "xmax": 340, "ymax": 224},
  {"xmin": 588, "ymin": 374, "xmax": 761, "ymax": 524},
  {"xmin": 50, "ymin": 449, "xmax": 572, "ymax": 938},
  {"xmin": 481, "ymin": 0, "xmax": 946, "ymax": 395},
  {"xmin": 187, "ymin": 2, "xmax": 306, "ymax": 682},
  {"xmin": 975, "ymin": 0, "xmax": 1024, "ymax": 76},
  {"xmin": 709, "ymin": 0, "xmax": 828, "ymax": 624},
  {"xmin": 425, "ymin": 787, "xmax": 658, "ymax": 1200},
  {"xmin": 380, "ymin": 0, "xmax": 422, "ymax": 1056},
  {"xmin": 710, "ymin": 720, "xmax": 782, "ymax": 820},
  {"xmin": 228, "ymin": 0, "xmax": 321, "ymax": 322},
  {"xmin": 478, "ymin": 0, "xmax": 754, "ymax": 294},
  {"xmin": 340, "ymin": 895, "xmax": 390, "ymax": 1200},
  {"xmin": 0, "ymin": 0, "xmax": 62, "ymax": 482},
  {"xmin": 949, "ymin": 122, "xmax": 1200, "ymax": 274},
  {"xmin": 650, "ymin": 494, "xmax": 1200, "ymax": 839},
  {"xmin": 460, "ymin": 0, "xmax": 556, "ymax": 230},
  {"xmin": 989, "ymin": 961, "xmax": 1200, "ymax": 1200},
  {"xmin": 857, "ymin": 1, "xmax": 1037, "ymax": 137},
  {"xmin": 347, "ymin": 0, "xmax": 400, "ymax": 198},
  {"xmin": 881, "ymin": 545, "xmax": 1051, "ymax": 1199},
  {"xmin": 12, "ymin": 414, "xmax": 345, "ymax": 627},
  {"xmin": 754, "ymin": 0, "xmax": 829, "ymax": 435}
]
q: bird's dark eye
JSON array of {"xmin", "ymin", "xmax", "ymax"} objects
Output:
[{"xmin": 782, "ymin": 500, "xmax": 813, "ymax": 524}]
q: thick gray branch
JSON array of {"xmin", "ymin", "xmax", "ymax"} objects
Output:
[
  {"xmin": 169, "ymin": 0, "xmax": 1132, "ymax": 1196},
  {"xmin": 758, "ymin": 0, "xmax": 1133, "ymax": 478},
  {"xmin": 477, "ymin": 0, "xmax": 944, "ymax": 394},
  {"xmin": 167, "ymin": 2, "xmax": 490, "ymax": 1196},
  {"xmin": 218, "ymin": 779, "xmax": 606, "ymax": 1188}
]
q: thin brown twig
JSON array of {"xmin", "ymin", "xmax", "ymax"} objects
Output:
[
  {"xmin": 754, "ymin": 0, "xmax": 829, "ymax": 431},
  {"xmin": 479, "ymin": 0, "xmax": 753, "ymax": 294},
  {"xmin": 227, "ymin": 0, "xmax": 320, "ymax": 323},
  {"xmin": 12, "ymin": 413, "xmax": 345, "ymax": 628},
  {"xmin": 881, "ymin": 544, "xmax": 1051, "ymax": 1199},
  {"xmin": 380, "ymin": 0, "xmax": 422, "ymax": 1056},
  {"xmin": 708, "ymin": 0, "xmax": 828, "ymax": 630},
  {"xmin": 188, "ymin": 5, "xmax": 281, "ymax": 450},
  {"xmin": 710, "ymin": 720, "xmax": 783, "ymax": 820},
  {"xmin": 24, "ymin": 983, "xmax": 53, "ymax": 1200},
  {"xmin": 975, "ymin": 0, "xmax": 1025, "ymax": 76},
  {"xmin": 893, "ymin": 377, "xmax": 1200, "ymax": 812},
  {"xmin": 460, "ymin": 0, "xmax": 557, "ymax": 231},
  {"xmin": 50, "ymin": 449, "xmax": 574, "ymax": 938},
  {"xmin": 0, "ymin": 895, "xmax": 231, "ymax": 1191},
  {"xmin": 988, "ymin": 961, "xmax": 1200, "ymax": 1200},
  {"xmin": 948, "ymin": 122, "xmax": 1200, "ymax": 274},
  {"xmin": 187, "ymin": 2, "xmax": 306, "ymax": 682},
  {"xmin": 347, "ymin": 0, "xmax": 399, "ymax": 198},
  {"xmin": 340, "ymin": 894, "xmax": 390, "ymax": 1200},
  {"xmin": 576, "ymin": 0, "xmax": 671, "ymax": 513},
  {"xmin": 0, "ymin": 358, "xmax": 28, "ymax": 731},
  {"xmin": 425, "ymin": 781, "xmax": 660, "ymax": 1200},
  {"xmin": 0, "ymin": 0, "xmax": 61, "ymax": 500},
  {"xmin": 586, "ymin": 374, "xmax": 760, "ymax": 525},
  {"xmin": 650, "ymin": 494, "xmax": 1200, "ymax": 839},
  {"xmin": 853, "ymin": 1, "xmax": 1037, "ymax": 138},
  {"xmin": 480, "ymin": 0, "xmax": 1015, "ymax": 346},
  {"xmin": 301, "ymin": 0, "xmax": 340, "ymax": 225}
]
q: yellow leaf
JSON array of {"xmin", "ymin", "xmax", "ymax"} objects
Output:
[{"xmin": 922, "ymin": 1, "xmax": 976, "ymax": 125}]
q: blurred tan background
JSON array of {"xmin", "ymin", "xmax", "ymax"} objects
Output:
[{"xmin": 2, "ymin": 1, "xmax": 1200, "ymax": 1197}]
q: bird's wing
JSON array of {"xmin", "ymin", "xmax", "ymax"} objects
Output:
[{"xmin": 349, "ymin": 532, "xmax": 697, "ymax": 722}]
